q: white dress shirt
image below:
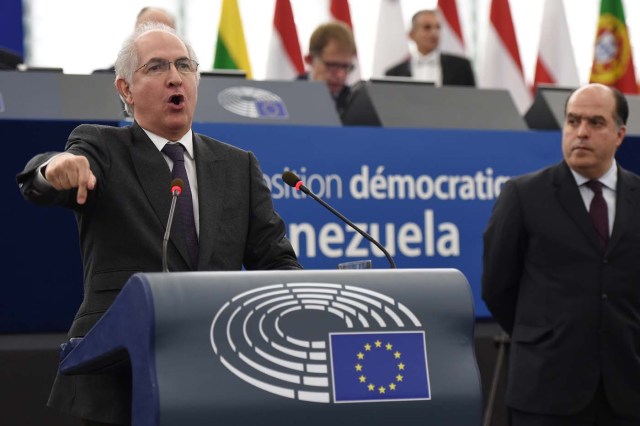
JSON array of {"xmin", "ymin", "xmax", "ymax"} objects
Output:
[
  {"xmin": 145, "ymin": 129, "xmax": 200, "ymax": 235},
  {"xmin": 410, "ymin": 50, "xmax": 442, "ymax": 86}
]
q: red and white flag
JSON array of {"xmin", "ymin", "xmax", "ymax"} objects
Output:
[
  {"xmin": 437, "ymin": 0, "xmax": 466, "ymax": 57},
  {"xmin": 533, "ymin": 0, "xmax": 579, "ymax": 89},
  {"xmin": 266, "ymin": 0, "xmax": 304, "ymax": 79},
  {"xmin": 329, "ymin": 0, "xmax": 361, "ymax": 83},
  {"xmin": 477, "ymin": 0, "xmax": 532, "ymax": 114},
  {"xmin": 372, "ymin": 0, "xmax": 409, "ymax": 78},
  {"xmin": 330, "ymin": 0, "xmax": 353, "ymax": 28}
]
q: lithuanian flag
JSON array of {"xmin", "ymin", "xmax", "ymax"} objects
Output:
[
  {"xmin": 214, "ymin": 0, "xmax": 253, "ymax": 79},
  {"xmin": 590, "ymin": 0, "xmax": 638, "ymax": 94}
]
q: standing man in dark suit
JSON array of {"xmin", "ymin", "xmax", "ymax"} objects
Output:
[
  {"xmin": 482, "ymin": 83, "xmax": 640, "ymax": 425},
  {"xmin": 17, "ymin": 22, "xmax": 301, "ymax": 426},
  {"xmin": 385, "ymin": 9, "xmax": 475, "ymax": 87}
]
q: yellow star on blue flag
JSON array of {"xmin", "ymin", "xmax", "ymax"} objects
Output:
[{"xmin": 329, "ymin": 331, "xmax": 430, "ymax": 403}]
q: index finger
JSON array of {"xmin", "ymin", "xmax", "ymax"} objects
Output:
[{"xmin": 75, "ymin": 167, "xmax": 96, "ymax": 205}]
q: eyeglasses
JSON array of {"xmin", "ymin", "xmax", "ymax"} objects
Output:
[
  {"xmin": 135, "ymin": 58, "xmax": 199, "ymax": 75},
  {"xmin": 317, "ymin": 58, "xmax": 355, "ymax": 73}
]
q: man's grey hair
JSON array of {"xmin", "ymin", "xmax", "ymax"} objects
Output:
[{"xmin": 114, "ymin": 22, "xmax": 200, "ymax": 116}]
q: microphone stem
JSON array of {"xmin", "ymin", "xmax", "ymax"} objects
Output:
[
  {"xmin": 162, "ymin": 192, "xmax": 179, "ymax": 272},
  {"xmin": 302, "ymin": 187, "xmax": 396, "ymax": 269}
]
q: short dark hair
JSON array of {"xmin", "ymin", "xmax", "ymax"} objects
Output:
[
  {"xmin": 564, "ymin": 84, "xmax": 629, "ymax": 126},
  {"xmin": 612, "ymin": 87, "xmax": 629, "ymax": 125},
  {"xmin": 410, "ymin": 9, "xmax": 438, "ymax": 31},
  {"xmin": 308, "ymin": 22, "xmax": 356, "ymax": 57}
]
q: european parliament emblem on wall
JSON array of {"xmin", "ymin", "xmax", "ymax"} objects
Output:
[
  {"xmin": 217, "ymin": 86, "xmax": 289, "ymax": 119},
  {"xmin": 210, "ymin": 281, "xmax": 431, "ymax": 404}
]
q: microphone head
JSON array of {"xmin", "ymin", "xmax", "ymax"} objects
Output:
[
  {"xmin": 170, "ymin": 178, "xmax": 184, "ymax": 196},
  {"xmin": 282, "ymin": 171, "xmax": 301, "ymax": 188}
]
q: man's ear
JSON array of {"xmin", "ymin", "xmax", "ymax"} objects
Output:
[
  {"xmin": 304, "ymin": 54, "xmax": 313, "ymax": 65},
  {"xmin": 116, "ymin": 78, "xmax": 133, "ymax": 105}
]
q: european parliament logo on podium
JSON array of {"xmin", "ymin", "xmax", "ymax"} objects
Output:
[{"xmin": 209, "ymin": 281, "xmax": 431, "ymax": 405}]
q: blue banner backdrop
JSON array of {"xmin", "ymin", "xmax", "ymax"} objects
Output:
[
  {"xmin": 3, "ymin": 121, "xmax": 561, "ymax": 332},
  {"xmin": 0, "ymin": 0, "xmax": 24, "ymax": 56},
  {"xmin": 193, "ymin": 123, "xmax": 562, "ymax": 318}
]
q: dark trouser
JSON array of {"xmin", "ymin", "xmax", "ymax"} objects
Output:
[{"xmin": 510, "ymin": 381, "xmax": 638, "ymax": 426}]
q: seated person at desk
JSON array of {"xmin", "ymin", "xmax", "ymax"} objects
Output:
[
  {"xmin": 385, "ymin": 9, "xmax": 475, "ymax": 87},
  {"xmin": 299, "ymin": 22, "xmax": 357, "ymax": 117}
]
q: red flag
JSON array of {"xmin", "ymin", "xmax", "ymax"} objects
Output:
[
  {"xmin": 590, "ymin": 0, "xmax": 638, "ymax": 94},
  {"xmin": 266, "ymin": 0, "xmax": 304, "ymax": 79},
  {"xmin": 328, "ymin": 0, "xmax": 360, "ymax": 83},
  {"xmin": 533, "ymin": 0, "xmax": 579, "ymax": 89},
  {"xmin": 330, "ymin": 0, "xmax": 353, "ymax": 28},
  {"xmin": 437, "ymin": 0, "xmax": 466, "ymax": 56},
  {"xmin": 477, "ymin": 0, "xmax": 531, "ymax": 114}
]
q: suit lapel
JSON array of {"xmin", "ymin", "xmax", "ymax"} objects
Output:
[
  {"xmin": 129, "ymin": 122, "xmax": 192, "ymax": 268},
  {"xmin": 193, "ymin": 133, "xmax": 226, "ymax": 269},
  {"xmin": 608, "ymin": 167, "xmax": 640, "ymax": 253},
  {"xmin": 440, "ymin": 55, "xmax": 450, "ymax": 85},
  {"xmin": 130, "ymin": 122, "xmax": 172, "ymax": 229},
  {"xmin": 398, "ymin": 60, "xmax": 411, "ymax": 77},
  {"xmin": 553, "ymin": 162, "xmax": 602, "ymax": 253}
]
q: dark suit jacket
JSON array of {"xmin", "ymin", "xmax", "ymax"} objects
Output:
[
  {"xmin": 297, "ymin": 72, "xmax": 351, "ymax": 117},
  {"xmin": 16, "ymin": 122, "xmax": 301, "ymax": 424},
  {"xmin": 0, "ymin": 47, "xmax": 23, "ymax": 69},
  {"xmin": 385, "ymin": 53, "xmax": 475, "ymax": 86},
  {"xmin": 482, "ymin": 161, "xmax": 640, "ymax": 418}
]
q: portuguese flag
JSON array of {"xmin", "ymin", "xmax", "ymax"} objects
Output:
[
  {"xmin": 213, "ymin": 0, "xmax": 252, "ymax": 79},
  {"xmin": 589, "ymin": 0, "xmax": 637, "ymax": 94}
]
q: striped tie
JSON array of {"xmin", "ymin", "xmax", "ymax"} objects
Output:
[
  {"xmin": 162, "ymin": 143, "xmax": 199, "ymax": 267},
  {"xmin": 585, "ymin": 180, "xmax": 609, "ymax": 254}
]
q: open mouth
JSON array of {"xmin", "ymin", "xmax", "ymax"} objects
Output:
[{"xmin": 169, "ymin": 95, "xmax": 184, "ymax": 105}]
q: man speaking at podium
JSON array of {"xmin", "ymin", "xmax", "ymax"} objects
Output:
[
  {"xmin": 17, "ymin": 22, "xmax": 301, "ymax": 425},
  {"xmin": 482, "ymin": 83, "xmax": 640, "ymax": 425}
]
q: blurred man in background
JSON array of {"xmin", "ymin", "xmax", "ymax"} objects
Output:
[
  {"xmin": 300, "ymin": 21, "xmax": 357, "ymax": 117},
  {"xmin": 134, "ymin": 6, "xmax": 175, "ymax": 29},
  {"xmin": 385, "ymin": 9, "xmax": 475, "ymax": 87}
]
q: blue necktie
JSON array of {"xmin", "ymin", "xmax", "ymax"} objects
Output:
[
  {"xmin": 585, "ymin": 180, "xmax": 609, "ymax": 254},
  {"xmin": 162, "ymin": 143, "xmax": 199, "ymax": 267}
]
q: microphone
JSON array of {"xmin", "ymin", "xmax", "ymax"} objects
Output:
[
  {"xmin": 282, "ymin": 171, "xmax": 396, "ymax": 268},
  {"xmin": 162, "ymin": 178, "xmax": 184, "ymax": 272}
]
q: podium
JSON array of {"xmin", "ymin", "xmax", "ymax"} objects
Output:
[
  {"xmin": 0, "ymin": 70, "xmax": 123, "ymax": 120},
  {"xmin": 524, "ymin": 86, "xmax": 573, "ymax": 131},
  {"xmin": 194, "ymin": 78, "xmax": 341, "ymax": 126},
  {"xmin": 525, "ymin": 85, "xmax": 640, "ymax": 137},
  {"xmin": 342, "ymin": 80, "xmax": 527, "ymax": 130},
  {"xmin": 59, "ymin": 269, "xmax": 481, "ymax": 425}
]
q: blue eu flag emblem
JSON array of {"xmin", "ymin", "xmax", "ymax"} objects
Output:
[
  {"xmin": 330, "ymin": 331, "xmax": 430, "ymax": 403},
  {"xmin": 255, "ymin": 100, "xmax": 288, "ymax": 118}
]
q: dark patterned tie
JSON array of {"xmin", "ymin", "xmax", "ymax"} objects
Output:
[
  {"xmin": 162, "ymin": 143, "xmax": 199, "ymax": 267},
  {"xmin": 585, "ymin": 180, "xmax": 609, "ymax": 254}
]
